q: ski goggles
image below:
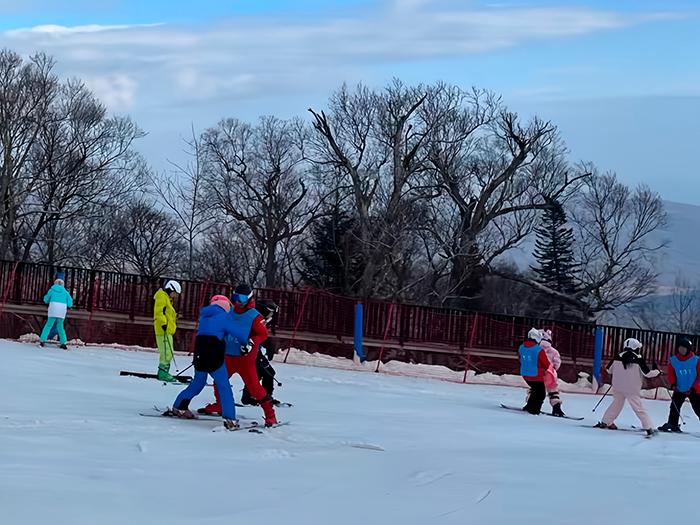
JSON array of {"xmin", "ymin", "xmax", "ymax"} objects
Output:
[{"xmin": 232, "ymin": 292, "xmax": 253, "ymax": 304}]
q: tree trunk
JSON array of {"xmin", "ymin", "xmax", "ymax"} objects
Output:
[{"xmin": 265, "ymin": 240, "xmax": 277, "ymax": 288}]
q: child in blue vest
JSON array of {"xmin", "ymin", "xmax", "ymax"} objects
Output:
[
  {"xmin": 519, "ymin": 328, "xmax": 552, "ymax": 415},
  {"xmin": 658, "ymin": 337, "xmax": 700, "ymax": 432}
]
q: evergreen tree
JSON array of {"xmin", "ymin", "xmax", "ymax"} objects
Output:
[
  {"xmin": 300, "ymin": 208, "xmax": 364, "ymax": 294},
  {"xmin": 531, "ymin": 199, "xmax": 579, "ymax": 294}
]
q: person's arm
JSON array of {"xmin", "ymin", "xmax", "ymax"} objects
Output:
[
  {"xmin": 43, "ymin": 288, "xmax": 53, "ymax": 305},
  {"xmin": 550, "ymin": 347, "xmax": 562, "ymax": 370},
  {"xmin": 638, "ymin": 357, "xmax": 660, "ymax": 378},
  {"xmin": 248, "ymin": 315, "xmax": 269, "ymax": 354},
  {"xmin": 605, "ymin": 359, "xmax": 615, "ymax": 375},
  {"xmin": 667, "ymin": 361, "xmax": 676, "ymax": 388},
  {"xmin": 153, "ymin": 293, "xmax": 168, "ymax": 328},
  {"xmin": 537, "ymin": 348, "xmax": 551, "ymax": 375}
]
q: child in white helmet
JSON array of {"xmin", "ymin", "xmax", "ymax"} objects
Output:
[{"xmin": 595, "ymin": 338, "xmax": 660, "ymax": 436}]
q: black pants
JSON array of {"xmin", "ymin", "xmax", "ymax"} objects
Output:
[
  {"xmin": 667, "ymin": 390, "xmax": 700, "ymax": 426},
  {"xmin": 524, "ymin": 381, "xmax": 546, "ymax": 415},
  {"xmin": 241, "ymin": 351, "xmax": 275, "ymax": 403}
]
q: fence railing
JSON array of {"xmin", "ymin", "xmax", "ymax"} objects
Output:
[{"xmin": 0, "ymin": 259, "xmax": 695, "ymax": 373}]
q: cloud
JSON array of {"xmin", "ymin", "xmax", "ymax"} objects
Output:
[
  {"xmin": 83, "ymin": 73, "xmax": 137, "ymax": 111},
  {"xmin": 0, "ymin": 0, "xmax": 682, "ymax": 114},
  {"xmin": 6, "ymin": 23, "xmax": 163, "ymax": 36}
]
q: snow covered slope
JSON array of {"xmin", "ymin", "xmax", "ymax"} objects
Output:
[{"xmin": 0, "ymin": 341, "xmax": 695, "ymax": 524}]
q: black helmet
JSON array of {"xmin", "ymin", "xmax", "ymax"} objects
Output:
[
  {"xmin": 231, "ymin": 283, "xmax": 253, "ymax": 304},
  {"xmin": 677, "ymin": 337, "xmax": 693, "ymax": 351},
  {"xmin": 257, "ymin": 299, "xmax": 279, "ymax": 322}
]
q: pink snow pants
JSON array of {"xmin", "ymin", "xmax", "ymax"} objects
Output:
[{"xmin": 602, "ymin": 392, "xmax": 653, "ymax": 429}]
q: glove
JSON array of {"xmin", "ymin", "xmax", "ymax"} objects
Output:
[{"xmin": 240, "ymin": 342, "xmax": 253, "ymax": 355}]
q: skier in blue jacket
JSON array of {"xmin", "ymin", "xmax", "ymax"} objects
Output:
[
  {"xmin": 39, "ymin": 279, "xmax": 74, "ymax": 349},
  {"xmin": 165, "ymin": 295, "xmax": 243, "ymax": 430}
]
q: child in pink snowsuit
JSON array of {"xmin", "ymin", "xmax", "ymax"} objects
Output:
[
  {"xmin": 540, "ymin": 329, "xmax": 565, "ymax": 417},
  {"xmin": 597, "ymin": 338, "xmax": 660, "ymax": 435}
]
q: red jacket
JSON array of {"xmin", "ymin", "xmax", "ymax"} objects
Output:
[
  {"xmin": 233, "ymin": 301, "xmax": 268, "ymax": 359},
  {"xmin": 520, "ymin": 340, "xmax": 551, "ymax": 382},
  {"xmin": 667, "ymin": 351, "xmax": 700, "ymax": 394}
]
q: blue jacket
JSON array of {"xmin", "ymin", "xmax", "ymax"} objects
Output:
[
  {"xmin": 197, "ymin": 304, "xmax": 239, "ymax": 340},
  {"xmin": 44, "ymin": 284, "xmax": 73, "ymax": 307}
]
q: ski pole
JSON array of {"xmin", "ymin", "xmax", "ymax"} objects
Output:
[
  {"xmin": 164, "ymin": 334, "xmax": 178, "ymax": 371},
  {"xmin": 592, "ymin": 385, "xmax": 612, "ymax": 412},
  {"xmin": 661, "ymin": 377, "xmax": 686, "ymax": 426},
  {"xmin": 174, "ymin": 363, "xmax": 193, "ymax": 379},
  {"xmin": 261, "ymin": 363, "xmax": 282, "ymax": 387}
]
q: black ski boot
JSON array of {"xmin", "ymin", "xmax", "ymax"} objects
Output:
[
  {"xmin": 551, "ymin": 404, "xmax": 565, "ymax": 417},
  {"xmin": 658, "ymin": 422, "xmax": 682, "ymax": 433},
  {"xmin": 240, "ymin": 388, "xmax": 259, "ymax": 406}
]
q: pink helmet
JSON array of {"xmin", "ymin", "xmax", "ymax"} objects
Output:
[{"xmin": 210, "ymin": 295, "xmax": 231, "ymax": 312}]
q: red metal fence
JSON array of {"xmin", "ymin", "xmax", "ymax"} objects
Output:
[{"xmin": 0, "ymin": 259, "xmax": 695, "ymax": 381}]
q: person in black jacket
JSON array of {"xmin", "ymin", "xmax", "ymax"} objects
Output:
[{"xmin": 241, "ymin": 299, "xmax": 281, "ymax": 406}]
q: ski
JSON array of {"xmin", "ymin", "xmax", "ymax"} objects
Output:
[
  {"xmin": 235, "ymin": 401, "xmax": 293, "ymax": 408},
  {"xmin": 138, "ymin": 412, "xmax": 263, "ymax": 432},
  {"xmin": 500, "ymin": 404, "xmax": 584, "ymax": 421},
  {"xmin": 120, "ymin": 371, "xmax": 192, "ymax": 384},
  {"xmin": 582, "ymin": 425, "xmax": 644, "ymax": 433},
  {"xmin": 634, "ymin": 426, "xmax": 700, "ymax": 440}
]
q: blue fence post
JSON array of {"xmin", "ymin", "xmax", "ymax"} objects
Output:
[
  {"xmin": 593, "ymin": 326, "xmax": 604, "ymax": 389},
  {"xmin": 354, "ymin": 302, "xmax": 366, "ymax": 362}
]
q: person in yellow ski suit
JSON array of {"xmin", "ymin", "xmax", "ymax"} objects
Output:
[{"xmin": 154, "ymin": 280, "xmax": 181, "ymax": 382}]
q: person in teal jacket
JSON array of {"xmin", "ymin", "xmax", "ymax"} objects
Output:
[{"xmin": 40, "ymin": 279, "xmax": 74, "ymax": 349}]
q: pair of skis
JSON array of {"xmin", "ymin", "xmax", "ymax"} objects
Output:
[
  {"xmin": 139, "ymin": 407, "xmax": 288, "ymax": 433},
  {"xmin": 499, "ymin": 404, "xmax": 584, "ymax": 421}
]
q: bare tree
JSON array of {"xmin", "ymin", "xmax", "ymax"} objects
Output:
[
  {"xmin": 114, "ymin": 199, "xmax": 184, "ymax": 279},
  {"xmin": 570, "ymin": 172, "xmax": 667, "ymax": 314},
  {"xmin": 14, "ymin": 80, "xmax": 144, "ymax": 262},
  {"xmin": 309, "ymin": 80, "xmax": 447, "ymax": 297},
  {"xmin": 0, "ymin": 49, "xmax": 58, "ymax": 259},
  {"xmin": 152, "ymin": 126, "xmax": 215, "ymax": 278},
  {"xmin": 192, "ymin": 221, "xmax": 264, "ymax": 286},
  {"xmin": 422, "ymin": 86, "xmax": 588, "ymax": 304},
  {"xmin": 202, "ymin": 116, "xmax": 321, "ymax": 287}
]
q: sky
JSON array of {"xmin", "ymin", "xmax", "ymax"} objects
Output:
[{"xmin": 0, "ymin": 0, "xmax": 698, "ymax": 203}]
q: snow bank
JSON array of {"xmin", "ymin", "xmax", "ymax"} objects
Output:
[
  {"xmin": 281, "ymin": 347, "xmax": 672, "ymax": 400},
  {"xmin": 15, "ymin": 333, "xmax": 673, "ymax": 400}
]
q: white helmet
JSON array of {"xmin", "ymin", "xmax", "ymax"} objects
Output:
[
  {"xmin": 527, "ymin": 327, "xmax": 543, "ymax": 343},
  {"xmin": 164, "ymin": 280, "xmax": 181, "ymax": 294},
  {"xmin": 623, "ymin": 338, "xmax": 642, "ymax": 352}
]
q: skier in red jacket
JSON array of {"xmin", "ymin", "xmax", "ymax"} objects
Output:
[
  {"xmin": 658, "ymin": 337, "xmax": 700, "ymax": 432},
  {"xmin": 198, "ymin": 284, "xmax": 278, "ymax": 427}
]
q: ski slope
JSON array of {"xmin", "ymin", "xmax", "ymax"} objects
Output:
[{"xmin": 0, "ymin": 340, "xmax": 695, "ymax": 525}]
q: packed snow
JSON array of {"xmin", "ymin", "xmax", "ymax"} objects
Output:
[{"xmin": 1, "ymin": 339, "xmax": 695, "ymax": 524}]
